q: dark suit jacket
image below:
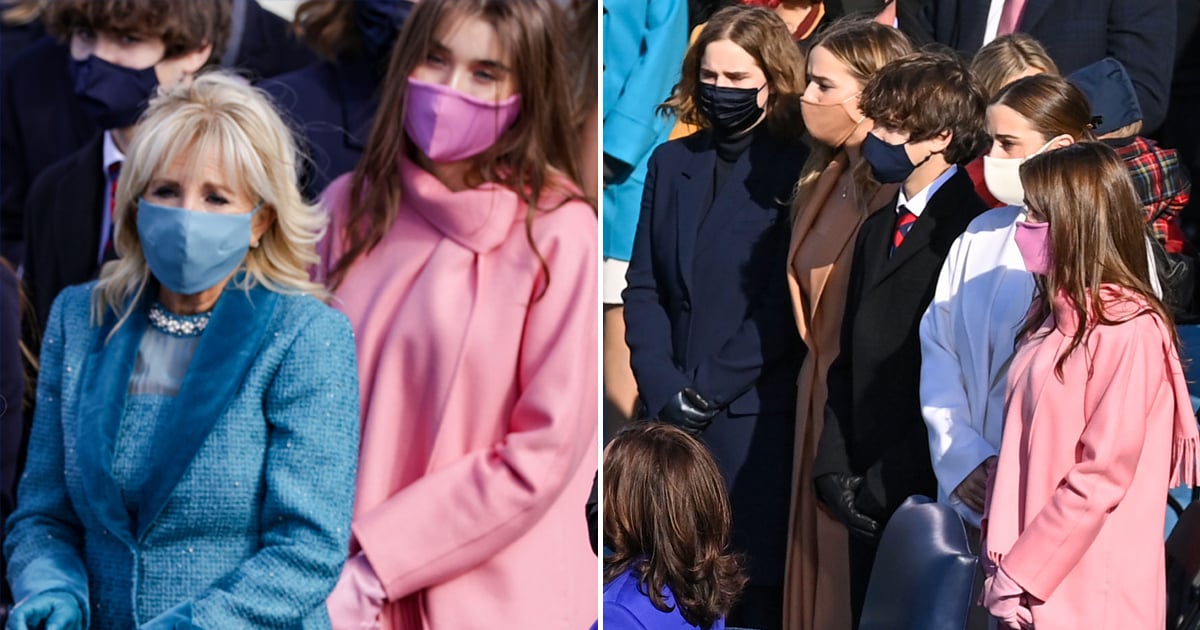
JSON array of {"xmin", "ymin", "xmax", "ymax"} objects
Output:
[
  {"xmin": 261, "ymin": 57, "xmax": 379, "ymax": 201},
  {"xmin": 623, "ymin": 128, "xmax": 805, "ymax": 423},
  {"xmin": 908, "ymin": 0, "xmax": 1176, "ymax": 133},
  {"xmin": 22, "ymin": 135, "xmax": 105, "ymax": 329},
  {"xmin": 813, "ymin": 167, "xmax": 987, "ymax": 522}
]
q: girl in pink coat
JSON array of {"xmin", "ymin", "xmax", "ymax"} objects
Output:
[
  {"xmin": 982, "ymin": 142, "xmax": 1200, "ymax": 629},
  {"xmin": 317, "ymin": 1, "xmax": 598, "ymax": 628}
]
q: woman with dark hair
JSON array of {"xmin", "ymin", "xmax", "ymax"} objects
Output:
[
  {"xmin": 319, "ymin": 1, "xmax": 597, "ymax": 627},
  {"xmin": 623, "ymin": 6, "xmax": 807, "ymax": 626},
  {"xmin": 602, "ymin": 422, "xmax": 746, "ymax": 630},
  {"xmin": 982, "ymin": 142, "xmax": 1200, "ymax": 629},
  {"xmin": 920, "ymin": 74, "xmax": 1095, "ymax": 533}
]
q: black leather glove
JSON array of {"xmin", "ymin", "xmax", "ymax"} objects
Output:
[
  {"xmin": 656, "ymin": 387, "xmax": 719, "ymax": 436},
  {"xmin": 814, "ymin": 472, "xmax": 882, "ymax": 542}
]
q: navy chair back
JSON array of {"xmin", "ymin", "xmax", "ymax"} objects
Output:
[{"xmin": 860, "ymin": 495, "xmax": 978, "ymax": 630}]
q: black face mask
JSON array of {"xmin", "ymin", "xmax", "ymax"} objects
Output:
[
  {"xmin": 697, "ymin": 82, "xmax": 765, "ymax": 135},
  {"xmin": 68, "ymin": 54, "xmax": 160, "ymax": 130}
]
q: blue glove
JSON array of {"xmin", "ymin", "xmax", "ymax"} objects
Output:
[{"xmin": 6, "ymin": 590, "xmax": 84, "ymax": 630}]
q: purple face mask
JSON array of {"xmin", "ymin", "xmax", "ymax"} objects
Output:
[
  {"xmin": 1014, "ymin": 220, "xmax": 1051, "ymax": 276},
  {"xmin": 403, "ymin": 77, "xmax": 521, "ymax": 163}
]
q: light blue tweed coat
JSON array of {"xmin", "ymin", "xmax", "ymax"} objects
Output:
[{"xmin": 4, "ymin": 280, "xmax": 360, "ymax": 629}]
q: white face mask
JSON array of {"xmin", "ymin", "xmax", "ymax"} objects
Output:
[{"xmin": 982, "ymin": 136, "xmax": 1065, "ymax": 207}]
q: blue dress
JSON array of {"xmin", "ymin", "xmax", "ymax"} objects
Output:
[{"xmin": 4, "ymin": 280, "xmax": 361, "ymax": 628}]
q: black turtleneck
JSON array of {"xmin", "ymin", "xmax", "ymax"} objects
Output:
[{"xmin": 711, "ymin": 125, "xmax": 759, "ymax": 203}]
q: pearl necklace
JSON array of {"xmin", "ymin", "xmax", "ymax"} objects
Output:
[{"xmin": 148, "ymin": 302, "xmax": 211, "ymax": 337}]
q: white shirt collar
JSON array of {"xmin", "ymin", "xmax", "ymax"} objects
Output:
[
  {"xmin": 102, "ymin": 130, "xmax": 125, "ymax": 176},
  {"xmin": 897, "ymin": 164, "xmax": 958, "ymax": 217}
]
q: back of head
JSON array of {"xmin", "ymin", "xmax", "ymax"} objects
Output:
[
  {"xmin": 43, "ymin": 0, "xmax": 231, "ymax": 61},
  {"xmin": 97, "ymin": 70, "xmax": 327, "ymax": 322},
  {"xmin": 992, "ymin": 73, "xmax": 1097, "ymax": 144},
  {"xmin": 603, "ymin": 422, "xmax": 745, "ymax": 629},
  {"xmin": 665, "ymin": 5, "xmax": 807, "ymax": 139},
  {"xmin": 860, "ymin": 49, "xmax": 988, "ymax": 165},
  {"xmin": 970, "ymin": 33, "xmax": 1058, "ymax": 100}
]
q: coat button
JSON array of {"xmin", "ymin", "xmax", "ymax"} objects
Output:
[{"xmin": 681, "ymin": 299, "xmax": 692, "ymax": 311}]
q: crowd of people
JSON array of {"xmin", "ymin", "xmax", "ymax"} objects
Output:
[
  {"xmin": 1, "ymin": 0, "xmax": 598, "ymax": 628},
  {"xmin": 604, "ymin": 0, "xmax": 1200, "ymax": 629}
]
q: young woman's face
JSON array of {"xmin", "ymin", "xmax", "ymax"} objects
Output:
[
  {"xmin": 802, "ymin": 45, "xmax": 863, "ymax": 115},
  {"xmin": 699, "ymin": 38, "xmax": 770, "ymax": 110},
  {"xmin": 410, "ymin": 14, "xmax": 517, "ymax": 102},
  {"xmin": 986, "ymin": 104, "xmax": 1052, "ymax": 159}
]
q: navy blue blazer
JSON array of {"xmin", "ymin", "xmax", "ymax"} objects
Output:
[
  {"xmin": 261, "ymin": 57, "xmax": 380, "ymax": 201},
  {"xmin": 623, "ymin": 129, "xmax": 805, "ymax": 421},
  {"xmin": 908, "ymin": 0, "xmax": 1176, "ymax": 133}
]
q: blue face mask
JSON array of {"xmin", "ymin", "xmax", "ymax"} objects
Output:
[
  {"xmin": 137, "ymin": 198, "xmax": 261, "ymax": 295},
  {"xmin": 862, "ymin": 133, "xmax": 917, "ymax": 183},
  {"xmin": 354, "ymin": 0, "xmax": 415, "ymax": 61},
  {"xmin": 68, "ymin": 55, "xmax": 160, "ymax": 130}
]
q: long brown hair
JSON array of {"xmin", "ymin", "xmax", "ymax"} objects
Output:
[
  {"xmin": 660, "ymin": 5, "xmax": 808, "ymax": 142},
  {"xmin": 991, "ymin": 73, "xmax": 1096, "ymax": 144},
  {"xmin": 291, "ymin": 0, "xmax": 357, "ymax": 60},
  {"xmin": 1016, "ymin": 142, "xmax": 1177, "ymax": 376},
  {"xmin": 328, "ymin": 0, "xmax": 584, "ymax": 290},
  {"xmin": 603, "ymin": 423, "xmax": 746, "ymax": 629},
  {"xmin": 790, "ymin": 17, "xmax": 912, "ymax": 220}
]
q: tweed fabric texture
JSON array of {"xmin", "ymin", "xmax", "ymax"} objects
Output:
[{"xmin": 5, "ymin": 282, "xmax": 361, "ymax": 629}]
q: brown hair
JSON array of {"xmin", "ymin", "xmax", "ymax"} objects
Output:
[
  {"xmin": 43, "ymin": 0, "xmax": 230, "ymax": 61},
  {"xmin": 970, "ymin": 33, "xmax": 1058, "ymax": 100},
  {"xmin": 791, "ymin": 17, "xmax": 912, "ymax": 219},
  {"xmin": 1, "ymin": 0, "xmax": 40, "ymax": 26},
  {"xmin": 291, "ymin": 0, "xmax": 358, "ymax": 60},
  {"xmin": 604, "ymin": 423, "xmax": 746, "ymax": 629},
  {"xmin": 860, "ymin": 49, "xmax": 989, "ymax": 165},
  {"xmin": 991, "ymin": 73, "xmax": 1096, "ymax": 144},
  {"xmin": 1017, "ymin": 142, "xmax": 1177, "ymax": 376},
  {"xmin": 327, "ymin": 0, "xmax": 585, "ymax": 291},
  {"xmin": 661, "ymin": 5, "xmax": 807, "ymax": 142}
]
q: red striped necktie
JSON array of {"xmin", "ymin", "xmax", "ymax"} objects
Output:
[{"xmin": 891, "ymin": 205, "xmax": 916, "ymax": 256}]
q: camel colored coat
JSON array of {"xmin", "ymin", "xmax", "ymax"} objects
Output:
[
  {"xmin": 782, "ymin": 155, "xmax": 893, "ymax": 630},
  {"xmin": 320, "ymin": 160, "xmax": 598, "ymax": 630}
]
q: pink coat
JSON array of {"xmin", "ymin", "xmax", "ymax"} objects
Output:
[
  {"xmin": 985, "ymin": 286, "xmax": 1199, "ymax": 629},
  {"xmin": 320, "ymin": 160, "xmax": 599, "ymax": 629}
]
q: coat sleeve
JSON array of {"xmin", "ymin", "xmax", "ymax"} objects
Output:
[
  {"xmin": 148, "ymin": 308, "xmax": 361, "ymax": 628},
  {"xmin": 352, "ymin": 206, "xmax": 598, "ymax": 600},
  {"xmin": 919, "ymin": 232, "xmax": 998, "ymax": 526},
  {"xmin": 1108, "ymin": 0, "xmax": 1175, "ymax": 132},
  {"xmin": 602, "ymin": 0, "xmax": 687, "ymax": 169},
  {"xmin": 623, "ymin": 148, "xmax": 691, "ymax": 415},
  {"xmin": 3, "ymin": 290, "xmax": 91, "ymax": 626},
  {"xmin": 690, "ymin": 218, "xmax": 802, "ymax": 407},
  {"xmin": 1000, "ymin": 316, "xmax": 1162, "ymax": 601}
]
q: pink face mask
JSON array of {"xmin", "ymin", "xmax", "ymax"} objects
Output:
[
  {"xmin": 403, "ymin": 77, "xmax": 522, "ymax": 163},
  {"xmin": 1013, "ymin": 220, "xmax": 1051, "ymax": 276}
]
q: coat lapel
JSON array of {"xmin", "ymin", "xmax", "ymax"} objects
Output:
[
  {"xmin": 675, "ymin": 135, "xmax": 715, "ymax": 296},
  {"xmin": 338, "ymin": 59, "xmax": 378, "ymax": 151},
  {"xmin": 56, "ymin": 135, "xmax": 106, "ymax": 276},
  {"xmin": 862, "ymin": 192, "xmax": 899, "ymax": 289},
  {"xmin": 135, "ymin": 281, "xmax": 279, "ymax": 539},
  {"xmin": 956, "ymin": 0, "xmax": 990, "ymax": 50},
  {"xmin": 695, "ymin": 144, "xmax": 756, "ymax": 252},
  {"xmin": 1014, "ymin": 0, "xmax": 1055, "ymax": 33},
  {"xmin": 76, "ymin": 290, "xmax": 150, "ymax": 545}
]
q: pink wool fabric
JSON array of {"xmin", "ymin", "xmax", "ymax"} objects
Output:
[
  {"xmin": 985, "ymin": 285, "xmax": 1199, "ymax": 629},
  {"xmin": 320, "ymin": 159, "xmax": 599, "ymax": 629}
]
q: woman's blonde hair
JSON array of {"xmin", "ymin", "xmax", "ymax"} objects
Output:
[
  {"xmin": 970, "ymin": 33, "xmax": 1058, "ymax": 100},
  {"xmin": 790, "ymin": 17, "xmax": 912, "ymax": 220},
  {"xmin": 93, "ymin": 70, "xmax": 328, "ymax": 331}
]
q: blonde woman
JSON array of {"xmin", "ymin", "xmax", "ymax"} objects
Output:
[
  {"xmin": 783, "ymin": 18, "xmax": 912, "ymax": 630},
  {"xmin": 3, "ymin": 71, "xmax": 360, "ymax": 629}
]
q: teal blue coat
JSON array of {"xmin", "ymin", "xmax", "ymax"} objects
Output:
[{"xmin": 4, "ymin": 280, "xmax": 360, "ymax": 628}]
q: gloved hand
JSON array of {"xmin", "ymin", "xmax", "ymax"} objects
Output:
[
  {"xmin": 656, "ymin": 387, "xmax": 719, "ymax": 436},
  {"xmin": 6, "ymin": 590, "xmax": 83, "ymax": 630},
  {"xmin": 981, "ymin": 564, "xmax": 1034, "ymax": 630},
  {"xmin": 813, "ymin": 473, "xmax": 881, "ymax": 542},
  {"xmin": 327, "ymin": 553, "xmax": 387, "ymax": 630}
]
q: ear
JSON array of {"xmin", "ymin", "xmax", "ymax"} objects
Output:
[
  {"xmin": 251, "ymin": 206, "xmax": 275, "ymax": 248},
  {"xmin": 928, "ymin": 129, "xmax": 953, "ymax": 153},
  {"xmin": 179, "ymin": 41, "xmax": 214, "ymax": 76},
  {"xmin": 1048, "ymin": 134, "xmax": 1074, "ymax": 150}
]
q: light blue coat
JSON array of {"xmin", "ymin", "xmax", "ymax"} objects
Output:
[
  {"xmin": 4, "ymin": 280, "xmax": 360, "ymax": 629},
  {"xmin": 602, "ymin": 0, "xmax": 688, "ymax": 261}
]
